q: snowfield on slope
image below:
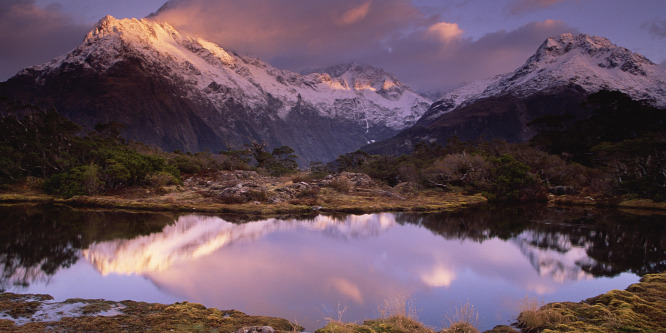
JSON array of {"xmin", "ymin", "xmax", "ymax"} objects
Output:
[{"xmin": 21, "ymin": 16, "xmax": 431, "ymax": 130}]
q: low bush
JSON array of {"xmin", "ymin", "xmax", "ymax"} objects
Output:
[{"xmin": 329, "ymin": 177, "xmax": 352, "ymax": 193}]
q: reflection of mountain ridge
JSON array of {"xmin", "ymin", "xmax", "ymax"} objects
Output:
[
  {"xmin": 395, "ymin": 206, "xmax": 666, "ymax": 277},
  {"xmin": 2, "ymin": 204, "xmax": 665, "ymax": 290},
  {"xmin": 82, "ymin": 214, "xmax": 396, "ymax": 275},
  {"xmin": 513, "ymin": 230, "xmax": 595, "ymax": 282},
  {"xmin": 0, "ymin": 204, "xmax": 175, "ymax": 290}
]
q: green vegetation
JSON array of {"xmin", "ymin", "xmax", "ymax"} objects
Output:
[
  {"xmin": 2, "ymin": 91, "xmax": 664, "ymax": 206},
  {"xmin": 333, "ymin": 141, "xmax": 572, "ymax": 203},
  {"xmin": 0, "ymin": 100, "xmax": 182, "ymax": 197},
  {"xmin": 334, "ymin": 91, "xmax": 665, "ymax": 203},
  {"xmin": 530, "ymin": 90, "xmax": 666, "ymax": 201},
  {"xmin": 0, "ymin": 99, "xmax": 299, "ymax": 198}
]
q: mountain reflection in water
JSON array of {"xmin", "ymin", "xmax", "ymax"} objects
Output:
[
  {"xmin": 82, "ymin": 214, "xmax": 395, "ymax": 275},
  {"xmin": 1, "ymin": 204, "xmax": 665, "ymax": 330}
]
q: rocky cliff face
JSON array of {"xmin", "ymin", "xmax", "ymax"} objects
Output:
[
  {"xmin": 0, "ymin": 16, "xmax": 431, "ymax": 164},
  {"xmin": 365, "ymin": 33, "xmax": 666, "ymax": 155}
]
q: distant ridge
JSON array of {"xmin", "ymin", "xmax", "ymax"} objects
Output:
[{"xmin": 364, "ymin": 33, "xmax": 666, "ymax": 155}]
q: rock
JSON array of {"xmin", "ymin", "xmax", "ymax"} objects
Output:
[
  {"xmin": 235, "ymin": 326, "xmax": 275, "ymax": 333},
  {"xmin": 340, "ymin": 172, "xmax": 374, "ymax": 187},
  {"xmin": 549, "ymin": 186, "xmax": 575, "ymax": 195}
]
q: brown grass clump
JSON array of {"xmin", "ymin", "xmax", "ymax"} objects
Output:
[
  {"xmin": 328, "ymin": 177, "xmax": 352, "ymax": 193},
  {"xmin": 316, "ymin": 296, "xmax": 433, "ymax": 333},
  {"xmin": 443, "ymin": 301, "xmax": 479, "ymax": 333},
  {"xmin": 515, "ymin": 296, "xmax": 566, "ymax": 332},
  {"xmin": 514, "ymin": 273, "xmax": 666, "ymax": 332}
]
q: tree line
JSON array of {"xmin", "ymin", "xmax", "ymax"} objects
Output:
[{"xmin": 1, "ymin": 90, "xmax": 663, "ymax": 202}]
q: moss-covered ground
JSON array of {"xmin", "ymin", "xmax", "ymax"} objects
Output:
[
  {"xmin": 513, "ymin": 272, "xmax": 666, "ymax": 332},
  {"xmin": 0, "ymin": 293, "xmax": 302, "ymax": 332}
]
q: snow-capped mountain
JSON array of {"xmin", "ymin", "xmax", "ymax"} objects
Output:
[
  {"xmin": 420, "ymin": 33, "xmax": 666, "ymax": 123},
  {"xmin": 0, "ymin": 16, "xmax": 430, "ymax": 164},
  {"xmin": 365, "ymin": 33, "xmax": 666, "ymax": 155}
]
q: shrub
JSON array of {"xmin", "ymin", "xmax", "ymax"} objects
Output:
[
  {"xmin": 148, "ymin": 171, "xmax": 179, "ymax": 187},
  {"xmin": 82, "ymin": 163, "xmax": 102, "ymax": 195},
  {"xmin": 422, "ymin": 153, "xmax": 490, "ymax": 192},
  {"xmin": 296, "ymin": 187, "xmax": 320, "ymax": 199},
  {"xmin": 486, "ymin": 154, "xmax": 542, "ymax": 202},
  {"xmin": 291, "ymin": 172, "xmax": 315, "ymax": 183},
  {"xmin": 329, "ymin": 177, "xmax": 352, "ymax": 193},
  {"xmin": 44, "ymin": 167, "xmax": 88, "ymax": 198},
  {"xmin": 246, "ymin": 189, "xmax": 268, "ymax": 202}
]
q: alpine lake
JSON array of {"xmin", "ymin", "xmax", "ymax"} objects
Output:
[{"xmin": 1, "ymin": 203, "xmax": 664, "ymax": 331}]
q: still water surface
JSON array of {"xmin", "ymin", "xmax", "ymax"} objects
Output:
[{"xmin": 1, "ymin": 204, "xmax": 665, "ymax": 330}]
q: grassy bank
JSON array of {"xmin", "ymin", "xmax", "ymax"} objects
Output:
[{"xmin": 0, "ymin": 171, "xmax": 488, "ymax": 215}]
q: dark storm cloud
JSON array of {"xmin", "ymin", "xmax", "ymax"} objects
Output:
[
  {"xmin": 0, "ymin": 0, "xmax": 91, "ymax": 81},
  {"xmin": 153, "ymin": 0, "xmax": 577, "ymax": 92}
]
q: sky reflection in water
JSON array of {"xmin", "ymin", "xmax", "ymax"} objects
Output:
[{"xmin": 4, "ymin": 210, "xmax": 648, "ymax": 330}]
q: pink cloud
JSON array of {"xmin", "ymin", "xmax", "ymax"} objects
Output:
[
  {"xmin": 428, "ymin": 22, "xmax": 464, "ymax": 43},
  {"xmin": 337, "ymin": 1, "xmax": 373, "ymax": 25},
  {"xmin": 152, "ymin": 1, "xmax": 578, "ymax": 92}
]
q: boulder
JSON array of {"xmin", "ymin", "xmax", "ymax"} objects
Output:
[{"xmin": 235, "ymin": 326, "xmax": 275, "ymax": 333}]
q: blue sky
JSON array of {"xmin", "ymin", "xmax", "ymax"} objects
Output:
[{"xmin": 2, "ymin": 0, "xmax": 665, "ymax": 92}]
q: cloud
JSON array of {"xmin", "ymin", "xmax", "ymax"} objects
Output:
[
  {"xmin": 150, "ymin": 0, "xmax": 428, "ymax": 73},
  {"xmin": 152, "ymin": 1, "xmax": 578, "ymax": 92},
  {"xmin": 643, "ymin": 19, "xmax": 666, "ymax": 39},
  {"xmin": 338, "ymin": 1, "xmax": 372, "ymax": 25},
  {"xmin": 506, "ymin": 0, "xmax": 570, "ymax": 15},
  {"xmin": 374, "ymin": 19, "xmax": 579, "ymax": 91},
  {"xmin": 427, "ymin": 22, "xmax": 464, "ymax": 43},
  {"xmin": 0, "ymin": 0, "xmax": 91, "ymax": 81}
]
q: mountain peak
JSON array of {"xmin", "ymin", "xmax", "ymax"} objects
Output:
[
  {"xmin": 422, "ymin": 33, "xmax": 666, "ymax": 122},
  {"xmin": 527, "ymin": 33, "xmax": 654, "ymax": 76},
  {"xmin": 3, "ymin": 15, "xmax": 432, "ymax": 163},
  {"xmin": 317, "ymin": 62, "xmax": 386, "ymax": 78},
  {"xmin": 83, "ymin": 15, "xmax": 179, "ymax": 45},
  {"xmin": 309, "ymin": 62, "xmax": 412, "ymax": 101}
]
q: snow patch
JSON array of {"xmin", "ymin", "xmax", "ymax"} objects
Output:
[
  {"xmin": 23, "ymin": 16, "xmax": 431, "ymax": 131},
  {"xmin": 430, "ymin": 33, "xmax": 666, "ymax": 117},
  {"xmin": 0, "ymin": 297, "xmax": 126, "ymax": 326}
]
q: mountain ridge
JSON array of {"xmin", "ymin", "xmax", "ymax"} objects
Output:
[
  {"xmin": 1, "ymin": 15, "xmax": 431, "ymax": 164},
  {"xmin": 419, "ymin": 33, "xmax": 666, "ymax": 125},
  {"xmin": 365, "ymin": 33, "xmax": 666, "ymax": 155}
]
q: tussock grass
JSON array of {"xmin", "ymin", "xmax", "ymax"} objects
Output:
[
  {"xmin": 443, "ymin": 301, "xmax": 480, "ymax": 333},
  {"xmin": 515, "ymin": 296, "xmax": 566, "ymax": 332}
]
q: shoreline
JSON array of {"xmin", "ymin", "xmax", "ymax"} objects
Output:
[
  {"xmin": 0, "ymin": 189, "xmax": 488, "ymax": 216},
  {"xmin": 2, "ymin": 272, "xmax": 664, "ymax": 332},
  {"xmin": 3, "ymin": 191, "xmax": 666, "ymax": 217}
]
